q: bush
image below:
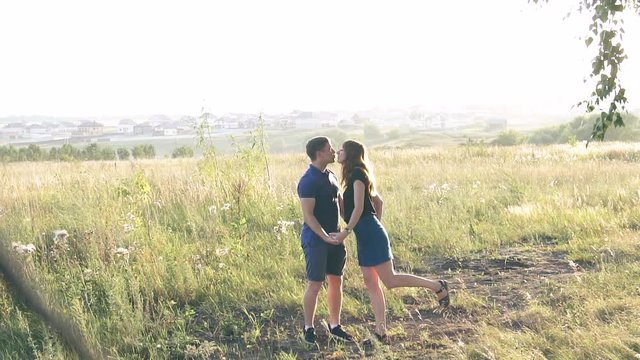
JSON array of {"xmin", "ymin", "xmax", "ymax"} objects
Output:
[
  {"xmin": 132, "ymin": 144, "xmax": 156, "ymax": 159},
  {"xmin": 100, "ymin": 146, "xmax": 116, "ymax": 160},
  {"xmin": 117, "ymin": 148, "xmax": 130, "ymax": 160},
  {"xmin": 492, "ymin": 130, "xmax": 524, "ymax": 146},
  {"xmin": 172, "ymin": 146, "xmax": 194, "ymax": 158},
  {"xmin": 364, "ymin": 122, "xmax": 382, "ymax": 140}
]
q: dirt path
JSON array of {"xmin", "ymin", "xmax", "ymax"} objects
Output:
[{"xmin": 208, "ymin": 246, "xmax": 585, "ymax": 359}]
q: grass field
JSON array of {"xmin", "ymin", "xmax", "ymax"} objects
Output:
[{"xmin": 1, "ymin": 141, "xmax": 639, "ymax": 359}]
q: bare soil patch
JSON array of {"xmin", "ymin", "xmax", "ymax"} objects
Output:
[{"xmin": 203, "ymin": 246, "xmax": 585, "ymax": 359}]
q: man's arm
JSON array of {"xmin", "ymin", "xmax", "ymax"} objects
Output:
[
  {"xmin": 299, "ymin": 198, "xmax": 341, "ymax": 245},
  {"xmin": 372, "ymin": 193, "xmax": 384, "ymax": 221}
]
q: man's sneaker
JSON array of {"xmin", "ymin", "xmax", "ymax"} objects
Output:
[
  {"xmin": 302, "ymin": 327, "xmax": 317, "ymax": 345},
  {"xmin": 328, "ymin": 324, "xmax": 354, "ymax": 342}
]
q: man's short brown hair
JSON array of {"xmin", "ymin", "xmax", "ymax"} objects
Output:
[{"xmin": 305, "ymin": 136, "xmax": 330, "ymax": 161}]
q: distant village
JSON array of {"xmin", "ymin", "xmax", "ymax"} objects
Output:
[{"xmin": 0, "ymin": 110, "xmax": 508, "ymax": 144}]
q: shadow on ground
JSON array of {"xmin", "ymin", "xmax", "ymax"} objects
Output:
[{"xmin": 194, "ymin": 246, "xmax": 587, "ymax": 359}]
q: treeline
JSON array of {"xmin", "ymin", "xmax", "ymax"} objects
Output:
[
  {"xmin": 0, "ymin": 143, "xmax": 195, "ymax": 163},
  {"xmin": 492, "ymin": 113, "xmax": 640, "ymax": 146}
]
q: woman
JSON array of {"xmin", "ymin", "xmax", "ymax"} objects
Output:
[{"xmin": 331, "ymin": 140, "xmax": 450, "ymax": 341}]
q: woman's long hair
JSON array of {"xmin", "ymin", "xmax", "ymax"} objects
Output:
[{"xmin": 341, "ymin": 140, "xmax": 377, "ymax": 195}]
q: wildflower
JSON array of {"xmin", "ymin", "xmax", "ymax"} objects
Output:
[
  {"xmin": 441, "ymin": 183, "xmax": 450, "ymax": 190},
  {"xmin": 53, "ymin": 229, "xmax": 68, "ymax": 244},
  {"xmin": 208, "ymin": 205, "xmax": 217, "ymax": 216},
  {"xmin": 12, "ymin": 242, "xmax": 36, "ymax": 254},
  {"xmin": 275, "ymin": 220, "xmax": 295, "ymax": 233},
  {"xmin": 124, "ymin": 224, "xmax": 134, "ymax": 232},
  {"xmin": 114, "ymin": 247, "xmax": 130, "ymax": 256},
  {"xmin": 549, "ymin": 180, "xmax": 558, "ymax": 187},
  {"xmin": 126, "ymin": 212, "xmax": 136, "ymax": 221},
  {"xmin": 221, "ymin": 203, "xmax": 231, "ymax": 211},
  {"xmin": 473, "ymin": 180, "xmax": 481, "ymax": 189},
  {"xmin": 215, "ymin": 248, "xmax": 230, "ymax": 257},
  {"xmin": 218, "ymin": 262, "xmax": 226, "ymax": 269}
]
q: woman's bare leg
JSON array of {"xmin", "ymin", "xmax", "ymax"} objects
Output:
[
  {"xmin": 361, "ymin": 266, "xmax": 386, "ymax": 335},
  {"xmin": 374, "ymin": 260, "xmax": 448, "ymax": 302}
]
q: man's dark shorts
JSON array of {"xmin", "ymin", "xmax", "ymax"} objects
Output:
[{"xmin": 302, "ymin": 241, "xmax": 347, "ymax": 282}]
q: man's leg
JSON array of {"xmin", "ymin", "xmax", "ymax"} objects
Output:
[
  {"xmin": 303, "ymin": 280, "xmax": 324, "ymax": 328},
  {"xmin": 326, "ymin": 275, "xmax": 343, "ymax": 327},
  {"xmin": 324, "ymin": 244, "xmax": 352, "ymax": 341},
  {"xmin": 302, "ymin": 242, "xmax": 328, "ymax": 331}
]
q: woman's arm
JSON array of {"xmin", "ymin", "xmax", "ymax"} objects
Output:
[
  {"xmin": 345, "ymin": 180, "xmax": 365, "ymax": 230},
  {"xmin": 338, "ymin": 192, "xmax": 344, "ymax": 221},
  {"xmin": 372, "ymin": 193, "xmax": 384, "ymax": 221}
]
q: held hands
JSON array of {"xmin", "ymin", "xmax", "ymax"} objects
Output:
[
  {"xmin": 327, "ymin": 230, "xmax": 349, "ymax": 244},
  {"xmin": 323, "ymin": 233, "xmax": 343, "ymax": 245}
]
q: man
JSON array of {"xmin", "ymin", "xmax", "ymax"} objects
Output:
[{"xmin": 297, "ymin": 136, "xmax": 354, "ymax": 345}]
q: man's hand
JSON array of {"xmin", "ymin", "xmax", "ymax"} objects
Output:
[
  {"xmin": 323, "ymin": 234, "xmax": 343, "ymax": 245},
  {"xmin": 328, "ymin": 231, "xmax": 348, "ymax": 244}
]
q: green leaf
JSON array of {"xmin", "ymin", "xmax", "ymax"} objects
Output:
[
  {"xmin": 585, "ymin": 37, "xmax": 594, "ymax": 47},
  {"xmin": 614, "ymin": 113, "xmax": 624, "ymax": 127}
]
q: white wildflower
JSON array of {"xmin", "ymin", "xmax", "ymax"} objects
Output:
[
  {"xmin": 428, "ymin": 183, "xmax": 437, "ymax": 191},
  {"xmin": 114, "ymin": 247, "xmax": 130, "ymax": 256},
  {"xmin": 473, "ymin": 180, "xmax": 481, "ymax": 189},
  {"xmin": 12, "ymin": 242, "xmax": 36, "ymax": 254},
  {"xmin": 218, "ymin": 262, "xmax": 226, "ymax": 269},
  {"xmin": 123, "ymin": 223, "xmax": 134, "ymax": 232},
  {"xmin": 276, "ymin": 220, "xmax": 295, "ymax": 233},
  {"xmin": 441, "ymin": 183, "xmax": 450, "ymax": 190},
  {"xmin": 53, "ymin": 229, "xmax": 68, "ymax": 244},
  {"xmin": 126, "ymin": 212, "xmax": 136, "ymax": 221},
  {"xmin": 215, "ymin": 248, "xmax": 230, "ymax": 257},
  {"xmin": 221, "ymin": 203, "xmax": 231, "ymax": 211},
  {"xmin": 208, "ymin": 205, "xmax": 217, "ymax": 216},
  {"xmin": 549, "ymin": 180, "xmax": 558, "ymax": 187}
]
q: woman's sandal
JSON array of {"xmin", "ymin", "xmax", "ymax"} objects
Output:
[{"xmin": 435, "ymin": 279, "xmax": 450, "ymax": 307}]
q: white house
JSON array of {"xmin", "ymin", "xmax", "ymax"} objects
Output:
[
  {"xmin": 0, "ymin": 123, "xmax": 26, "ymax": 139},
  {"xmin": 118, "ymin": 119, "xmax": 137, "ymax": 134},
  {"xmin": 27, "ymin": 123, "xmax": 48, "ymax": 134}
]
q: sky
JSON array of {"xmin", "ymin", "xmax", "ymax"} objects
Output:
[{"xmin": 1, "ymin": 0, "xmax": 639, "ymax": 118}]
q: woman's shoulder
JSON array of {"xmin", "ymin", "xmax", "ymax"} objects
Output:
[{"xmin": 350, "ymin": 167, "xmax": 368, "ymax": 181}]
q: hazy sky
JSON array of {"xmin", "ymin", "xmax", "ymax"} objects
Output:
[{"xmin": 1, "ymin": 0, "xmax": 638, "ymax": 117}]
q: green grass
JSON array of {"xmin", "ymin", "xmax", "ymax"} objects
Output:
[{"xmin": 1, "ymin": 142, "xmax": 640, "ymax": 359}]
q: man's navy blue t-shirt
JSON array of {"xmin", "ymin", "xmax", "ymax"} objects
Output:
[{"xmin": 297, "ymin": 164, "xmax": 340, "ymax": 246}]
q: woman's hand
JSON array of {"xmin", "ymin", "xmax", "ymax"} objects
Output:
[{"xmin": 328, "ymin": 231, "xmax": 349, "ymax": 244}]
